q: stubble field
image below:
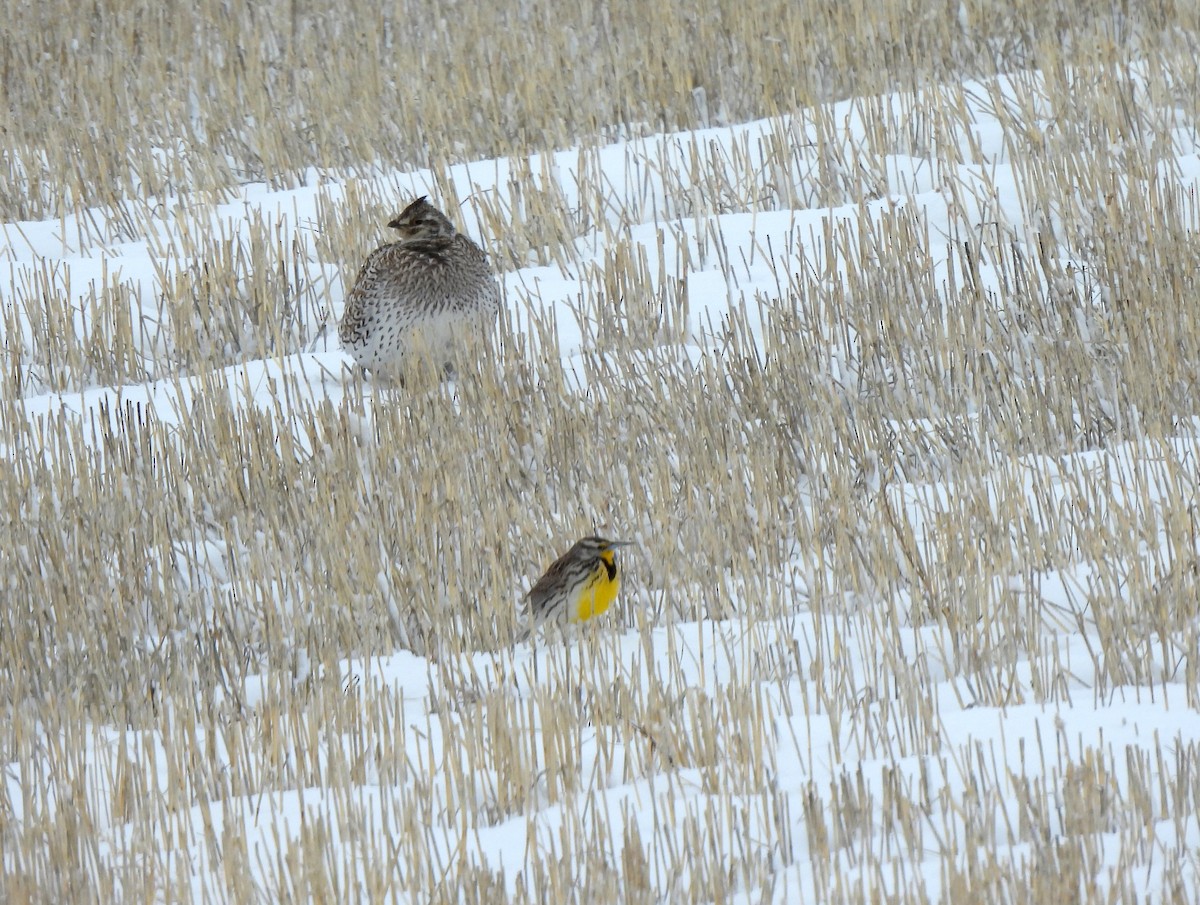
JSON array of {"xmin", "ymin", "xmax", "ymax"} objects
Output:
[{"xmin": 3, "ymin": 1, "xmax": 1200, "ymax": 901}]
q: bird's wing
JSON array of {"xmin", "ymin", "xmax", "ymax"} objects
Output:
[{"xmin": 344, "ymin": 244, "xmax": 402, "ymax": 301}]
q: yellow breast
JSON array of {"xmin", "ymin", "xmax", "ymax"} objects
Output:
[{"xmin": 571, "ymin": 551, "xmax": 621, "ymax": 623}]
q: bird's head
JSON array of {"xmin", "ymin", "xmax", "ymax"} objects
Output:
[
  {"xmin": 388, "ymin": 196, "xmax": 457, "ymax": 243},
  {"xmin": 576, "ymin": 535, "xmax": 634, "ymax": 567}
]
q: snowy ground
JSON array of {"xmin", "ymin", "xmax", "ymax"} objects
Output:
[{"xmin": 4, "ymin": 69, "xmax": 1200, "ymax": 901}]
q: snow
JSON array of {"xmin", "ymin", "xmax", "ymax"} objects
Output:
[{"xmin": 5, "ymin": 66, "xmax": 1200, "ymax": 900}]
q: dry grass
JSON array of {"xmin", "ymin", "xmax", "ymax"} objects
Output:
[
  {"xmin": 3, "ymin": 0, "xmax": 1200, "ymax": 901},
  {"xmin": 3, "ymin": 0, "xmax": 1196, "ymax": 222}
]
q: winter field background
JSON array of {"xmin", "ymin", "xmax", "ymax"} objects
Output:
[{"xmin": 4, "ymin": 1, "xmax": 1200, "ymax": 901}]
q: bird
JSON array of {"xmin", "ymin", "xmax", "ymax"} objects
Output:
[
  {"xmin": 515, "ymin": 535, "xmax": 634, "ymax": 643},
  {"xmin": 338, "ymin": 196, "xmax": 501, "ymax": 379}
]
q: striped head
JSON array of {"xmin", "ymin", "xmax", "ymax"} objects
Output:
[
  {"xmin": 573, "ymin": 535, "xmax": 631, "ymax": 576},
  {"xmin": 387, "ymin": 196, "xmax": 457, "ymax": 244}
]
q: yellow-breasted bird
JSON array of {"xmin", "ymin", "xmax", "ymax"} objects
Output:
[{"xmin": 515, "ymin": 535, "xmax": 633, "ymax": 643}]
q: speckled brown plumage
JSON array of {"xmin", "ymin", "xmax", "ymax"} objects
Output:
[{"xmin": 338, "ymin": 197, "xmax": 500, "ymax": 377}]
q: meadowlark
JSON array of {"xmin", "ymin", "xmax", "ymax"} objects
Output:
[
  {"xmin": 338, "ymin": 196, "xmax": 501, "ymax": 378},
  {"xmin": 515, "ymin": 535, "xmax": 634, "ymax": 643}
]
